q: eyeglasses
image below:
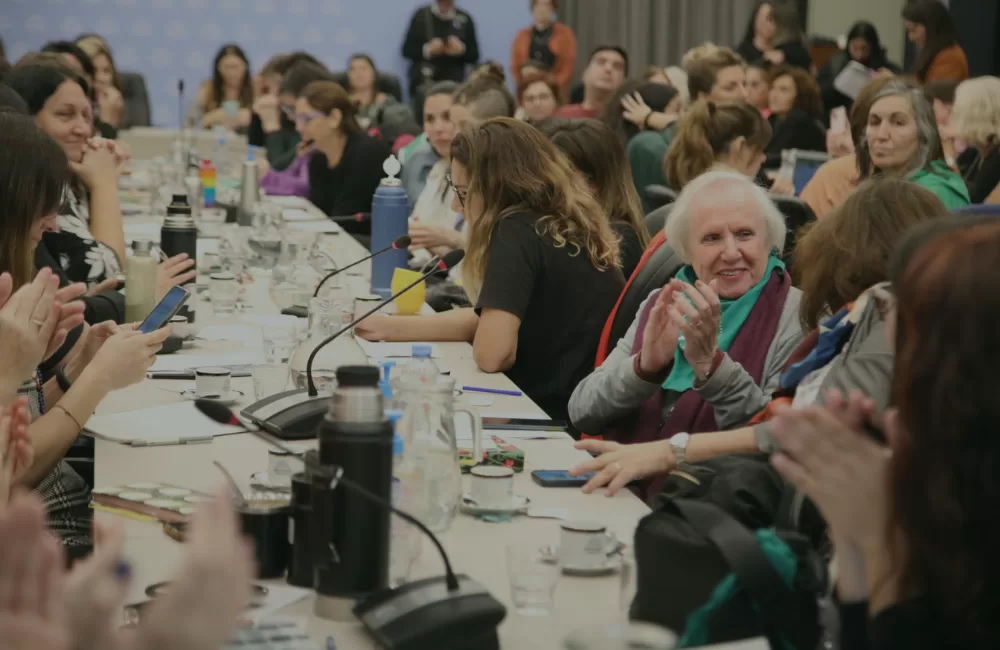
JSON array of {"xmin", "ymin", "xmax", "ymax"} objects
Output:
[
  {"xmin": 446, "ymin": 173, "xmax": 467, "ymax": 209},
  {"xmin": 294, "ymin": 111, "xmax": 324, "ymax": 125}
]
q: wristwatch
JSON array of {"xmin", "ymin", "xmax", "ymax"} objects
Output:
[{"xmin": 669, "ymin": 432, "xmax": 690, "ymax": 466}]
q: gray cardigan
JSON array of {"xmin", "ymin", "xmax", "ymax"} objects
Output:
[
  {"xmin": 568, "ymin": 286, "xmax": 804, "ymax": 434},
  {"xmin": 752, "ymin": 297, "xmax": 893, "ymax": 451}
]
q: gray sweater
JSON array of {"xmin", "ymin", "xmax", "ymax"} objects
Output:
[
  {"xmin": 569, "ymin": 287, "xmax": 804, "ymax": 434},
  {"xmin": 752, "ymin": 296, "xmax": 893, "ymax": 451}
]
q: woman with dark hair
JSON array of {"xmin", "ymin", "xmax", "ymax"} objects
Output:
[
  {"xmin": 535, "ymin": 117, "xmax": 650, "ymax": 277},
  {"xmin": 736, "ymin": 1, "xmax": 774, "ymax": 65},
  {"xmin": 191, "ymin": 44, "xmax": 254, "ymax": 132},
  {"xmin": 859, "ymin": 79, "xmax": 969, "ymax": 208},
  {"xmin": 746, "ymin": 61, "xmax": 771, "ymax": 113},
  {"xmin": 0, "ymin": 111, "xmax": 173, "ymax": 546},
  {"xmin": 40, "ymin": 40, "xmax": 117, "ymax": 138},
  {"xmin": 902, "ymin": 0, "xmax": 969, "ymax": 84},
  {"xmin": 345, "ymin": 53, "xmax": 398, "ymax": 127},
  {"xmin": 357, "ymin": 118, "xmax": 624, "ymax": 424},
  {"xmin": 296, "ymin": 81, "xmax": 391, "ymax": 235},
  {"xmin": 763, "ymin": 64, "xmax": 826, "ymax": 168},
  {"xmin": 768, "ymin": 215, "xmax": 1000, "ymax": 650},
  {"xmin": 76, "ymin": 41, "xmax": 125, "ymax": 130},
  {"xmin": 604, "ymin": 80, "xmax": 681, "ymax": 146},
  {"xmin": 817, "ymin": 21, "xmax": 901, "ymax": 117}
]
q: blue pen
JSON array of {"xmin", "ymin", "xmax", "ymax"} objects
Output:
[{"xmin": 462, "ymin": 385, "xmax": 523, "ymax": 397}]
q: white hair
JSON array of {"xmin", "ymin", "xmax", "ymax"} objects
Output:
[
  {"xmin": 664, "ymin": 168, "xmax": 786, "ymax": 263},
  {"xmin": 951, "ymin": 76, "xmax": 1000, "ymax": 149}
]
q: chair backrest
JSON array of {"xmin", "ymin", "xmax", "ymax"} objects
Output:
[
  {"xmin": 606, "ymin": 240, "xmax": 685, "ymax": 355},
  {"xmin": 772, "ymin": 196, "xmax": 818, "ymax": 276},
  {"xmin": 119, "ymin": 72, "xmax": 152, "ymax": 128},
  {"xmin": 645, "ymin": 184, "xmax": 678, "ymax": 211},
  {"xmin": 329, "ymin": 72, "xmax": 405, "ymax": 102},
  {"xmin": 644, "ymin": 203, "xmax": 674, "ymax": 237}
]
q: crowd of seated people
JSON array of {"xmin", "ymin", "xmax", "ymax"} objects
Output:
[{"xmin": 3, "ymin": 1, "xmax": 1000, "ymax": 647}]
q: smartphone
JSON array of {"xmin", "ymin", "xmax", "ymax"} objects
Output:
[
  {"xmin": 483, "ymin": 417, "xmax": 567, "ymax": 431},
  {"xmin": 830, "ymin": 106, "xmax": 848, "ymax": 134},
  {"xmin": 137, "ymin": 286, "xmax": 191, "ymax": 334},
  {"xmin": 531, "ymin": 469, "xmax": 595, "ymax": 487}
]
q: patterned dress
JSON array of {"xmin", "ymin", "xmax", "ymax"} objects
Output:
[
  {"xmin": 19, "ymin": 373, "xmax": 93, "ymax": 547},
  {"xmin": 45, "ymin": 185, "xmax": 123, "ymax": 288}
]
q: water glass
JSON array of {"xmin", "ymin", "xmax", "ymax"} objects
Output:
[
  {"xmin": 209, "ymin": 273, "xmax": 239, "ymax": 316},
  {"xmin": 261, "ymin": 325, "xmax": 298, "ymax": 364},
  {"xmin": 253, "ymin": 364, "xmax": 290, "ymax": 400},
  {"xmin": 506, "ymin": 544, "xmax": 560, "ymax": 617}
]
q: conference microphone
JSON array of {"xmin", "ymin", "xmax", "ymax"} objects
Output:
[
  {"xmin": 312, "ymin": 234, "xmax": 411, "ymax": 298},
  {"xmin": 195, "ymin": 400, "xmax": 506, "ymax": 650},
  {"xmin": 177, "ymin": 79, "xmax": 185, "ymax": 130},
  {"xmin": 305, "ymin": 249, "xmax": 465, "ymax": 397},
  {"xmin": 239, "ymin": 249, "xmax": 465, "ymax": 440}
]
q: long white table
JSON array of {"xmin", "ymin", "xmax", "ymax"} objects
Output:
[{"xmin": 95, "ymin": 197, "xmax": 656, "ymax": 649}]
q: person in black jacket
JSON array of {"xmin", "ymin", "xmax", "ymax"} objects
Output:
[
  {"xmin": 764, "ymin": 64, "xmax": 826, "ymax": 169},
  {"xmin": 950, "ymin": 77, "xmax": 1000, "ymax": 203},
  {"xmin": 768, "ymin": 215, "xmax": 1000, "ymax": 650},
  {"xmin": 735, "ymin": 1, "xmax": 775, "ymax": 65},
  {"xmin": 738, "ymin": 1, "xmax": 810, "ymax": 71},
  {"xmin": 402, "ymin": 0, "xmax": 479, "ymax": 119},
  {"xmin": 816, "ymin": 22, "xmax": 900, "ymax": 120}
]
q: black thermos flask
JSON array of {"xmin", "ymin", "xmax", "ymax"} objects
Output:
[
  {"xmin": 313, "ymin": 365, "xmax": 394, "ymax": 621},
  {"xmin": 161, "ymin": 194, "xmax": 197, "ymax": 283}
]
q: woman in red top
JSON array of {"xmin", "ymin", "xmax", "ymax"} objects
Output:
[{"xmin": 510, "ymin": 0, "xmax": 577, "ymax": 100}]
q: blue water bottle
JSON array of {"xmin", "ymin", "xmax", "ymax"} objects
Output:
[{"xmin": 369, "ymin": 156, "xmax": 410, "ymax": 298}]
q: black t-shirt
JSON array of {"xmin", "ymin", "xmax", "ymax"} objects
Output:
[
  {"xmin": 611, "ymin": 221, "xmax": 644, "ymax": 280},
  {"xmin": 964, "ymin": 146, "xmax": 1000, "ymax": 204},
  {"xmin": 475, "ymin": 212, "xmax": 625, "ymax": 423},
  {"xmin": 307, "ymin": 132, "xmax": 392, "ymax": 236}
]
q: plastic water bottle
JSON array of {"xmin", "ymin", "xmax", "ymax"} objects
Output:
[
  {"xmin": 388, "ymin": 409, "xmax": 422, "ymax": 587},
  {"xmin": 369, "ymin": 155, "xmax": 410, "ymax": 298},
  {"xmin": 398, "ymin": 345, "xmax": 439, "ymax": 389}
]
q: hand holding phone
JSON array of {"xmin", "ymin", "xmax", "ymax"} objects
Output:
[{"xmin": 138, "ymin": 286, "xmax": 190, "ymax": 334}]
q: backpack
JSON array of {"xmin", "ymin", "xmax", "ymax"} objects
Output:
[{"xmin": 630, "ymin": 495, "xmax": 829, "ymax": 649}]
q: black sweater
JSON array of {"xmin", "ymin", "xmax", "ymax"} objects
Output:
[
  {"xmin": 307, "ymin": 132, "xmax": 391, "ymax": 236},
  {"xmin": 764, "ymin": 108, "xmax": 827, "ymax": 169},
  {"xmin": 962, "ymin": 146, "xmax": 1000, "ymax": 204},
  {"xmin": 839, "ymin": 597, "xmax": 996, "ymax": 650},
  {"xmin": 402, "ymin": 5, "xmax": 479, "ymax": 87}
]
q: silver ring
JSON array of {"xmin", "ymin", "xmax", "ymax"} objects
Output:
[
  {"xmin": 30, "ymin": 319, "xmax": 45, "ymax": 327},
  {"xmin": 614, "ymin": 461, "xmax": 622, "ymax": 471}
]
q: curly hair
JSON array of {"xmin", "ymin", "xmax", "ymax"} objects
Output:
[
  {"xmin": 451, "ymin": 118, "xmax": 619, "ymax": 301},
  {"xmin": 768, "ymin": 64, "xmax": 823, "ymax": 118}
]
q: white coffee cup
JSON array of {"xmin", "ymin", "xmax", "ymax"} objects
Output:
[
  {"xmin": 267, "ymin": 449, "xmax": 305, "ymax": 488},
  {"xmin": 559, "ymin": 521, "xmax": 618, "ymax": 568},
  {"xmin": 195, "ymin": 366, "xmax": 232, "ymax": 399},
  {"xmin": 469, "ymin": 465, "xmax": 514, "ymax": 509}
]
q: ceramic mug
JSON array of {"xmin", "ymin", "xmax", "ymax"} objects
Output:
[
  {"xmin": 469, "ymin": 465, "xmax": 514, "ymax": 509},
  {"xmin": 195, "ymin": 366, "xmax": 232, "ymax": 399},
  {"xmin": 267, "ymin": 449, "xmax": 305, "ymax": 488},
  {"xmin": 391, "ymin": 267, "xmax": 426, "ymax": 315},
  {"xmin": 559, "ymin": 521, "xmax": 618, "ymax": 568}
]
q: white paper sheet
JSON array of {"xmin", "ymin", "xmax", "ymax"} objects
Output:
[
  {"xmin": 281, "ymin": 208, "xmax": 320, "ymax": 222},
  {"xmin": 195, "ymin": 325, "xmax": 264, "ymax": 345},
  {"xmin": 245, "ymin": 585, "xmax": 312, "ymax": 625},
  {"xmin": 354, "ymin": 338, "xmax": 443, "ymax": 359},
  {"xmin": 268, "ymin": 195, "xmax": 310, "ymax": 208},
  {"xmin": 287, "ymin": 220, "xmax": 342, "ymax": 234},
  {"xmin": 149, "ymin": 352, "xmax": 265, "ymax": 372},
  {"xmin": 84, "ymin": 401, "xmax": 246, "ymax": 445}
]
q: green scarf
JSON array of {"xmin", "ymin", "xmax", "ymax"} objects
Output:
[{"xmin": 662, "ymin": 255, "xmax": 785, "ymax": 392}]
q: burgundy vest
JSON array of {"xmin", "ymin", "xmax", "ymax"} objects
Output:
[{"xmin": 614, "ymin": 268, "xmax": 792, "ymax": 446}]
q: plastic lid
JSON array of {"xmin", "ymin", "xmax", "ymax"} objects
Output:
[
  {"xmin": 379, "ymin": 360, "xmax": 397, "ymax": 381},
  {"xmin": 170, "ymin": 193, "xmax": 189, "ymax": 204},
  {"xmin": 412, "ymin": 344, "xmax": 432, "ymax": 358},
  {"xmin": 386, "ymin": 409, "xmax": 404, "ymax": 425},
  {"xmin": 131, "ymin": 239, "xmax": 154, "ymax": 254},
  {"xmin": 335, "ymin": 365, "xmax": 379, "ymax": 388}
]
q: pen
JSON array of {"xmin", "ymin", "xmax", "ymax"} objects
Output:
[{"xmin": 462, "ymin": 386, "xmax": 523, "ymax": 397}]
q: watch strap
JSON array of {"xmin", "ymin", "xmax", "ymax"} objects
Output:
[{"xmin": 55, "ymin": 367, "xmax": 73, "ymax": 393}]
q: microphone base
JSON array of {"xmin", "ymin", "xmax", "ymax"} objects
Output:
[
  {"xmin": 353, "ymin": 574, "xmax": 505, "ymax": 650},
  {"xmin": 280, "ymin": 305, "xmax": 309, "ymax": 318},
  {"xmin": 240, "ymin": 388, "xmax": 330, "ymax": 441}
]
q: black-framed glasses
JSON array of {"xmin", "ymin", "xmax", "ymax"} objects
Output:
[{"xmin": 446, "ymin": 172, "xmax": 467, "ymax": 209}]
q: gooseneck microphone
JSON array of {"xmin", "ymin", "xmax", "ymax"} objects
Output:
[
  {"xmin": 177, "ymin": 79, "xmax": 185, "ymax": 130},
  {"xmin": 313, "ymin": 234, "xmax": 411, "ymax": 298},
  {"xmin": 305, "ymin": 249, "xmax": 465, "ymax": 397},
  {"xmin": 194, "ymin": 400, "xmax": 460, "ymax": 591}
]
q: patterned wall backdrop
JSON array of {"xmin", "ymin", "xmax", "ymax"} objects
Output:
[{"xmin": 0, "ymin": 0, "xmax": 528, "ymax": 127}]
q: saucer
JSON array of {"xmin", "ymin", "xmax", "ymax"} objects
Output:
[
  {"xmin": 541, "ymin": 544, "xmax": 624, "ymax": 576},
  {"xmin": 249, "ymin": 471, "xmax": 291, "ymax": 493},
  {"xmin": 180, "ymin": 389, "xmax": 244, "ymax": 405},
  {"xmin": 460, "ymin": 494, "xmax": 530, "ymax": 516}
]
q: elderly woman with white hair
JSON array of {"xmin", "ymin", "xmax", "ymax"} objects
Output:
[
  {"xmin": 950, "ymin": 76, "xmax": 1000, "ymax": 203},
  {"xmin": 568, "ymin": 170, "xmax": 804, "ymax": 463},
  {"xmin": 860, "ymin": 78, "xmax": 969, "ymax": 208}
]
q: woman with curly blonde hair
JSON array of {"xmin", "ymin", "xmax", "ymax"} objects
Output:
[{"xmin": 357, "ymin": 118, "xmax": 625, "ymax": 423}]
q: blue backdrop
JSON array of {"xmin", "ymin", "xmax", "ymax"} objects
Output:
[{"xmin": 0, "ymin": 0, "xmax": 528, "ymax": 127}]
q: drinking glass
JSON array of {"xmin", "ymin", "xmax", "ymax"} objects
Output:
[
  {"xmin": 506, "ymin": 544, "xmax": 560, "ymax": 617},
  {"xmin": 253, "ymin": 364, "xmax": 290, "ymax": 400},
  {"xmin": 391, "ymin": 268, "xmax": 426, "ymax": 315},
  {"xmin": 209, "ymin": 273, "xmax": 239, "ymax": 316},
  {"xmin": 261, "ymin": 324, "xmax": 298, "ymax": 364}
]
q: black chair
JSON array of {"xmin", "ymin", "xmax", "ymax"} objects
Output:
[
  {"xmin": 330, "ymin": 72, "xmax": 404, "ymax": 103},
  {"xmin": 645, "ymin": 185, "xmax": 678, "ymax": 211},
  {"xmin": 772, "ymin": 196, "xmax": 818, "ymax": 277},
  {"xmin": 119, "ymin": 72, "xmax": 152, "ymax": 128},
  {"xmin": 644, "ymin": 203, "xmax": 674, "ymax": 238},
  {"xmin": 606, "ymin": 241, "xmax": 685, "ymax": 355}
]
